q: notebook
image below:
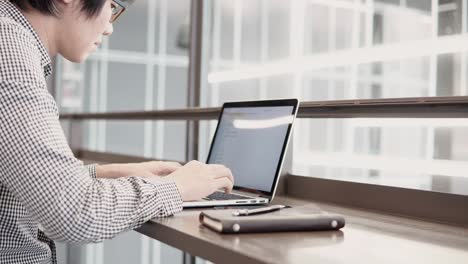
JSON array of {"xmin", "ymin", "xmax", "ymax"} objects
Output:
[
  {"xmin": 199, "ymin": 205, "xmax": 346, "ymax": 233},
  {"xmin": 183, "ymin": 99, "xmax": 299, "ymax": 208}
]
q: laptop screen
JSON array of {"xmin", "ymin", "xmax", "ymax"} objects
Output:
[{"xmin": 206, "ymin": 100, "xmax": 297, "ymax": 196}]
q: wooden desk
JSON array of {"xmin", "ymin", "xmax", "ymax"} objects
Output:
[{"xmin": 137, "ymin": 196, "xmax": 468, "ymax": 264}]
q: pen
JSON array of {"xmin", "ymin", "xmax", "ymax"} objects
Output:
[{"xmin": 232, "ymin": 205, "xmax": 287, "ymax": 216}]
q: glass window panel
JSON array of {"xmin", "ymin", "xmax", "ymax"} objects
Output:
[
  {"xmin": 82, "ymin": 60, "xmax": 100, "ymax": 113},
  {"xmin": 241, "ymin": 0, "xmax": 261, "ymax": 62},
  {"xmin": 166, "ymin": 0, "xmax": 191, "ymax": 56},
  {"xmin": 71, "ymin": 118, "xmax": 187, "ymax": 165},
  {"xmin": 162, "ymin": 121, "xmax": 187, "ymax": 161},
  {"xmin": 103, "ymin": 231, "xmax": 144, "ymax": 264},
  {"xmin": 406, "ymin": 0, "xmax": 432, "ymax": 12},
  {"xmin": 437, "ymin": 53, "xmax": 461, "ymax": 96},
  {"xmin": 359, "ymin": 13, "xmax": 366, "ymax": 47},
  {"xmin": 305, "ymin": 4, "xmax": 329, "ymax": 54},
  {"xmin": 438, "ymin": 0, "xmax": 462, "ymax": 36},
  {"xmin": 106, "ymin": 121, "xmax": 145, "ymax": 156},
  {"xmin": 107, "ymin": 63, "xmax": 146, "ymax": 111},
  {"xmin": 378, "ymin": 0, "xmax": 399, "ymax": 5},
  {"xmin": 291, "ymin": 118, "xmax": 468, "ymax": 196},
  {"xmin": 82, "ymin": 120, "xmax": 96, "ymax": 151},
  {"xmin": 218, "ymin": 1, "xmax": 235, "ymax": 61},
  {"xmin": 218, "ymin": 79, "xmax": 260, "ymax": 103},
  {"xmin": 267, "ymin": 0, "xmax": 290, "ymax": 60},
  {"xmin": 162, "ymin": 66, "xmax": 189, "ymax": 109},
  {"xmin": 160, "ymin": 243, "xmax": 184, "ymax": 263},
  {"xmin": 265, "ymin": 74, "xmax": 294, "ymax": 98},
  {"xmin": 335, "ymin": 8, "xmax": 354, "ymax": 50}
]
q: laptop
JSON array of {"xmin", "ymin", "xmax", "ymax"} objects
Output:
[{"xmin": 183, "ymin": 98, "xmax": 299, "ymax": 208}]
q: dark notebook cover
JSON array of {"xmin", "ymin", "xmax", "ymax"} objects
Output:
[{"xmin": 199, "ymin": 205, "xmax": 345, "ymax": 234}]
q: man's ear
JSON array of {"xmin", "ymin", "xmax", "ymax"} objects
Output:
[
  {"xmin": 56, "ymin": 0, "xmax": 75, "ymax": 5},
  {"xmin": 54, "ymin": 0, "xmax": 80, "ymax": 13}
]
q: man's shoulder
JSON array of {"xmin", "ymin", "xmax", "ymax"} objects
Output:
[
  {"xmin": 0, "ymin": 15, "xmax": 36, "ymax": 45},
  {"xmin": 0, "ymin": 16, "xmax": 44, "ymax": 85},
  {"xmin": 0, "ymin": 0, "xmax": 37, "ymax": 45}
]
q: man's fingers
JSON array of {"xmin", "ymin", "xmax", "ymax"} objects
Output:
[
  {"xmin": 223, "ymin": 168, "xmax": 234, "ymax": 185},
  {"xmin": 209, "ymin": 164, "xmax": 234, "ymax": 184},
  {"xmin": 215, "ymin": 177, "xmax": 234, "ymax": 193}
]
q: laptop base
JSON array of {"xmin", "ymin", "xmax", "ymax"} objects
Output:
[{"xmin": 183, "ymin": 198, "xmax": 269, "ymax": 208}]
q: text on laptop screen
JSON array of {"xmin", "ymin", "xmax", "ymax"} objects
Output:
[{"xmin": 207, "ymin": 106, "xmax": 294, "ymax": 192}]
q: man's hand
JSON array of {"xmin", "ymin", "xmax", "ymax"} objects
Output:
[
  {"xmin": 95, "ymin": 161, "xmax": 182, "ymax": 179},
  {"xmin": 170, "ymin": 160, "xmax": 234, "ymax": 201}
]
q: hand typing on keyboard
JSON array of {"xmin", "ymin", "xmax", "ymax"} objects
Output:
[{"xmin": 170, "ymin": 161, "xmax": 234, "ymax": 201}]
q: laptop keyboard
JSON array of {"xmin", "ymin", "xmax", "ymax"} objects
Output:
[{"xmin": 204, "ymin": 192, "xmax": 252, "ymax": 201}]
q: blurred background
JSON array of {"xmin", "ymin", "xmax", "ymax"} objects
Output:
[{"xmin": 54, "ymin": 0, "xmax": 468, "ymax": 263}]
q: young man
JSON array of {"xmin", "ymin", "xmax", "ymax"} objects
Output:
[{"xmin": 0, "ymin": 0, "xmax": 234, "ymax": 263}]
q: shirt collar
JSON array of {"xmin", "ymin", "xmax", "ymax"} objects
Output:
[{"xmin": 1, "ymin": 0, "xmax": 52, "ymax": 77}]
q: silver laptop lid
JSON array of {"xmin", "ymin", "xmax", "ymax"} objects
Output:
[{"xmin": 206, "ymin": 99, "xmax": 299, "ymax": 199}]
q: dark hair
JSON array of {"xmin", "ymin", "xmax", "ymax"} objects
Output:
[{"xmin": 11, "ymin": 0, "xmax": 107, "ymax": 18}]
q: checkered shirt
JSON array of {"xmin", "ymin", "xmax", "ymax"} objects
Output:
[{"xmin": 0, "ymin": 1, "xmax": 183, "ymax": 263}]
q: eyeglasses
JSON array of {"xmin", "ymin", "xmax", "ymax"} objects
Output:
[{"xmin": 110, "ymin": 0, "xmax": 126, "ymax": 23}]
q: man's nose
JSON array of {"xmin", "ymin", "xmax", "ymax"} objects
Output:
[{"xmin": 103, "ymin": 23, "xmax": 113, "ymax": 36}]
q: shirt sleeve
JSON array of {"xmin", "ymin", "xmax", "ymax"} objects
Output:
[
  {"xmin": 85, "ymin": 164, "xmax": 97, "ymax": 179},
  {"xmin": 0, "ymin": 80, "xmax": 183, "ymax": 244}
]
